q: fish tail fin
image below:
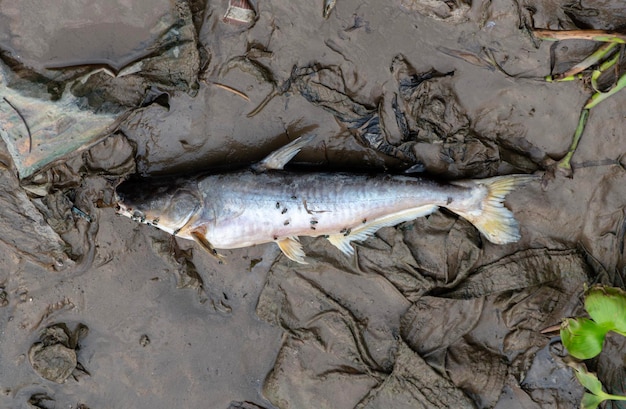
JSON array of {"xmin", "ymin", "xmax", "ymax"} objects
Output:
[{"xmin": 452, "ymin": 175, "xmax": 536, "ymax": 244}]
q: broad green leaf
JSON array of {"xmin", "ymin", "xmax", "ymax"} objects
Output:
[
  {"xmin": 585, "ymin": 286, "xmax": 626, "ymax": 334},
  {"xmin": 573, "ymin": 364, "xmax": 605, "ymax": 395},
  {"xmin": 561, "ymin": 318, "xmax": 607, "ymax": 359},
  {"xmin": 581, "ymin": 392, "xmax": 605, "ymax": 409}
]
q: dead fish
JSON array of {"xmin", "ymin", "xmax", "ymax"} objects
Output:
[{"xmin": 115, "ymin": 135, "xmax": 535, "ymax": 264}]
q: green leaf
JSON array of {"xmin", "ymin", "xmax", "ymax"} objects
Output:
[
  {"xmin": 573, "ymin": 364, "xmax": 605, "ymax": 395},
  {"xmin": 569, "ymin": 361, "xmax": 626, "ymax": 408},
  {"xmin": 585, "ymin": 286, "xmax": 626, "ymax": 334},
  {"xmin": 561, "ymin": 317, "xmax": 607, "ymax": 359},
  {"xmin": 581, "ymin": 392, "xmax": 605, "ymax": 409}
]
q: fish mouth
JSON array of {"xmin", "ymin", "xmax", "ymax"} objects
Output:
[
  {"xmin": 114, "ymin": 193, "xmax": 146, "ymax": 222},
  {"xmin": 113, "ymin": 192, "xmax": 128, "ymax": 215},
  {"xmin": 114, "ymin": 196, "xmax": 123, "ymax": 214}
]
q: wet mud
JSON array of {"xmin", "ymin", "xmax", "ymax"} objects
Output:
[{"xmin": 1, "ymin": 0, "xmax": 626, "ymax": 408}]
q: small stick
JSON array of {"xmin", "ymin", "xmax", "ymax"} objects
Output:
[
  {"xmin": 533, "ymin": 29, "xmax": 626, "ymax": 43},
  {"xmin": 210, "ymin": 82, "xmax": 250, "ymax": 101},
  {"xmin": 540, "ymin": 324, "xmax": 562, "ymax": 334},
  {"xmin": 246, "ymin": 88, "xmax": 277, "ymax": 117},
  {"xmin": 2, "ymin": 97, "xmax": 32, "ymax": 153}
]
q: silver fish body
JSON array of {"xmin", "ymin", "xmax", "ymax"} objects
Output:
[
  {"xmin": 116, "ymin": 136, "xmax": 533, "ymax": 263},
  {"xmin": 197, "ymin": 171, "xmax": 485, "ymax": 245}
]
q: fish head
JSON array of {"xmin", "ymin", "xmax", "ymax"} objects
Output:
[{"xmin": 115, "ymin": 178, "xmax": 202, "ymax": 236}]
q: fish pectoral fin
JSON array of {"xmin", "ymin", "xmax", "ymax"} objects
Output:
[
  {"xmin": 327, "ymin": 204, "xmax": 439, "ymax": 256},
  {"xmin": 190, "ymin": 230, "xmax": 226, "ymax": 262},
  {"xmin": 252, "ymin": 134, "xmax": 317, "ymax": 171},
  {"xmin": 276, "ymin": 236, "xmax": 308, "ymax": 264}
]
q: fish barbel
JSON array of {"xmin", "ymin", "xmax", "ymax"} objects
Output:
[{"xmin": 115, "ymin": 135, "xmax": 535, "ymax": 263}]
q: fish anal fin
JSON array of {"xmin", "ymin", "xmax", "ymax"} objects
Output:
[
  {"xmin": 190, "ymin": 230, "xmax": 226, "ymax": 262},
  {"xmin": 452, "ymin": 175, "xmax": 537, "ymax": 244},
  {"xmin": 276, "ymin": 236, "xmax": 308, "ymax": 264},
  {"xmin": 327, "ymin": 204, "xmax": 439, "ymax": 256},
  {"xmin": 327, "ymin": 234, "xmax": 355, "ymax": 256},
  {"xmin": 252, "ymin": 134, "xmax": 316, "ymax": 171}
]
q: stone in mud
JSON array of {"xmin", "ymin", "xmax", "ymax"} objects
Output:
[
  {"xmin": 28, "ymin": 343, "xmax": 77, "ymax": 384},
  {"xmin": 28, "ymin": 323, "xmax": 89, "ymax": 384}
]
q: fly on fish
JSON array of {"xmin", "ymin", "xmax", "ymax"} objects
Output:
[{"xmin": 115, "ymin": 135, "xmax": 535, "ymax": 264}]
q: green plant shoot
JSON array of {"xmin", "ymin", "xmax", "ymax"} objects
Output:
[{"xmin": 569, "ymin": 362, "xmax": 626, "ymax": 409}]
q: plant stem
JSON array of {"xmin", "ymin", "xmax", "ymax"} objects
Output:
[
  {"xmin": 557, "ymin": 108, "xmax": 590, "ymax": 171},
  {"xmin": 547, "ymin": 42, "xmax": 618, "ymax": 82},
  {"xmin": 606, "ymin": 394, "xmax": 626, "ymax": 401},
  {"xmin": 534, "ymin": 29, "xmax": 626, "ymax": 43},
  {"xmin": 590, "ymin": 52, "xmax": 621, "ymax": 91},
  {"xmin": 585, "ymin": 71, "xmax": 626, "ymax": 109}
]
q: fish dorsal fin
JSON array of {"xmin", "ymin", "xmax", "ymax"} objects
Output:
[
  {"xmin": 252, "ymin": 134, "xmax": 317, "ymax": 171},
  {"xmin": 190, "ymin": 230, "xmax": 226, "ymax": 262},
  {"xmin": 327, "ymin": 204, "xmax": 439, "ymax": 255},
  {"xmin": 276, "ymin": 236, "xmax": 308, "ymax": 264}
]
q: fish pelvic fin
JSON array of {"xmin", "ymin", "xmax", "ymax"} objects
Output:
[
  {"xmin": 252, "ymin": 134, "xmax": 317, "ymax": 171},
  {"xmin": 328, "ymin": 204, "xmax": 439, "ymax": 256},
  {"xmin": 277, "ymin": 236, "xmax": 308, "ymax": 264},
  {"xmin": 190, "ymin": 230, "xmax": 226, "ymax": 263},
  {"xmin": 452, "ymin": 175, "xmax": 537, "ymax": 244}
]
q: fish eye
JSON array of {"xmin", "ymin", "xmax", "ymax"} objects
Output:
[{"xmin": 133, "ymin": 210, "xmax": 144, "ymax": 219}]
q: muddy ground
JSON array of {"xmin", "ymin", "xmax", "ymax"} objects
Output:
[{"xmin": 1, "ymin": 0, "xmax": 626, "ymax": 408}]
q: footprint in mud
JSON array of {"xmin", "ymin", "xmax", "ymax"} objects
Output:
[{"xmin": 28, "ymin": 323, "xmax": 89, "ymax": 384}]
